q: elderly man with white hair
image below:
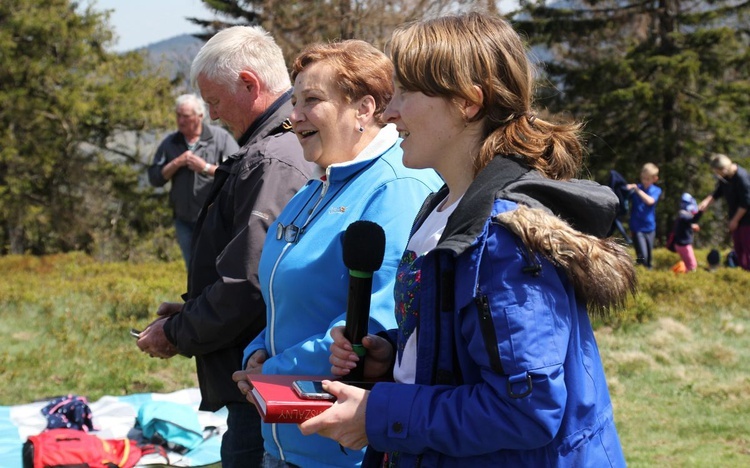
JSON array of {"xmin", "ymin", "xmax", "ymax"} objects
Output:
[
  {"xmin": 147, "ymin": 93, "xmax": 238, "ymax": 266},
  {"xmin": 138, "ymin": 26, "xmax": 313, "ymax": 467}
]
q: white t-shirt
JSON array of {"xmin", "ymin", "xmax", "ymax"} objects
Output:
[{"xmin": 393, "ymin": 196, "xmax": 461, "ymax": 384}]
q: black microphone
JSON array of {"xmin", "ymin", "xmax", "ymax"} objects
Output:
[{"xmin": 342, "ymin": 220, "xmax": 386, "ymax": 381}]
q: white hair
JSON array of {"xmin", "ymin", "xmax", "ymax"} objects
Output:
[
  {"xmin": 175, "ymin": 94, "xmax": 205, "ymax": 117},
  {"xmin": 190, "ymin": 26, "xmax": 291, "ymax": 95}
]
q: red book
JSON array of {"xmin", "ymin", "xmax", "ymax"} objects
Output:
[{"xmin": 247, "ymin": 374, "xmax": 334, "ymax": 424}]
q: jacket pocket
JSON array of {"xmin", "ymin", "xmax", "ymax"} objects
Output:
[{"xmin": 498, "ymin": 302, "xmax": 561, "ymax": 373}]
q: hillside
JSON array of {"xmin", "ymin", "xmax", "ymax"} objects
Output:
[{"xmin": 136, "ymin": 34, "xmax": 205, "ymax": 92}]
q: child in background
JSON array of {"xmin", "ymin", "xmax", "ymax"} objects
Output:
[
  {"xmin": 671, "ymin": 193, "xmax": 703, "ymax": 272},
  {"xmin": 627, "ymin": 163, "xmax": 662, "ymax": 268}
]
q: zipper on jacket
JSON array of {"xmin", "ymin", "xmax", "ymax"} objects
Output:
[
  {"xmin": 269, "ymin": 180, "xmax": 328, "ymax": 357},
  {"xmin": 267, "ymin": 181, "xmax": 328, "ymax": 458},
  {"xmin": 475, "ymin": 292, "xmax": 504, "ymax": 374},
  {"xmin": 271, "ymin": 422, "xmax": 285, "ymax": 461},
  {"xmin": 267, "ymin": 242, "xmax": 292, "ymax": 358}
]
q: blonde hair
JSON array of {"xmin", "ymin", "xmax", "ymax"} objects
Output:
[
  {"xmin": 388, "ymin": 12, "xmax": 583, "ymax": 179},
  {"xmin": 641, "ymin": 162, "xmax": 659, "ymax": 177},
  {"xmin": 709, "ymin": 153, "xmax": 732, "ymax": 171}
]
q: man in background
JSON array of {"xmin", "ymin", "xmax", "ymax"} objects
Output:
[
  {"xmin": 698, "ymin": 153, "xmax": 750, "ymax": 271},
  {"xmin": 136, "ymin": 26, "xmax": 314, "ymax": 467},
  {"xmin": 147, "ymin": 94, "xmax": 238, "ymax": 267}
]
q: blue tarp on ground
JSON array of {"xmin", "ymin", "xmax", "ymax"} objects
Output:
[{"xmin": 0, "ymin": 388, "xmax": 227, "ymax": 467}]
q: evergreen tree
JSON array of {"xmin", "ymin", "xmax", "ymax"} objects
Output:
[
  {"xmin": 514, "ymin": 0, "xmax": 750, "ymax": 244},
  {"xmin": 0, "ymin": 0, "xmax": 176, "ymax": 256}
]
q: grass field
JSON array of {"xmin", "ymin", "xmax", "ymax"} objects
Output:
[{"xmin": 1, "ymin": 251, "xmax": 749, "ymax": 466}]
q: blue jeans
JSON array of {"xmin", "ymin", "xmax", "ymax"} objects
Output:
[
  {"xmin": 221, "ymin": 403, "xmax": 264, "ymax": 468},
  {"xmin": 174, "ymin": 218, "xmax": 195, "ymax": 268}
]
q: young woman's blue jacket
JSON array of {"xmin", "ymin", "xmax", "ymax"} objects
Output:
[
  {"xmin": 243, "ymin": 125, "xmax": 442, "ymax": 467},
  {"xmin": 364, "ymin": 156, "xmax": 633, "ymax": 467}
]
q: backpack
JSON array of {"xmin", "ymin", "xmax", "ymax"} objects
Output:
[
  {"xmin": 22, "ymin": 428, "xmax": 144, "ymax": 468},
  {"xmin": 135, "ymin": 401, "xmax": 208, "ymax": 454},
  {"xmin": 41, "ymin": 394, "xmax": 95, "ymax": 432}
]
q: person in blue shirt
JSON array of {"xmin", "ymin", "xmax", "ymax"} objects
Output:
[
  {"xmin": 627, "ymin": 162, "xmax": 662, "ymax": 268},
  {"xmin": 232, "ymin": 40, "xmax": 442, "ymax": 468},
  {"xmin": 300, "ymin": 12, "xmax": 634, "ymax": 467}
]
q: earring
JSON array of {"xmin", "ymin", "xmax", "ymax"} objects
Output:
[{"xmin": 358, "ymin": 126, "xmax": 364, "ymax": 133}]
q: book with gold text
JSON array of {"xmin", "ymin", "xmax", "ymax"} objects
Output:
[{"xmin": 247, "ymin": 374, "xmax": 334, "ymax": 424}]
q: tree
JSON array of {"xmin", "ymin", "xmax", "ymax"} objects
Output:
[
  {"xmin": 0, "ymin": 0, "xmax": 177, "ymax": 257},
  {"xmin": 191, "ymin": 0, "xmax": 500, "ymax": 61},
  {"xmin": 513, "ymin": 0, "xmax": 750, "ymax": 245}
]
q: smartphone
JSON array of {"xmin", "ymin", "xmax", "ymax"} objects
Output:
[
  {"xmin": 292, "ymin": 380, "xmax": 336, "ymax": 401},
  {"xmin": 129, "ymin": 328, "xmax": 142, "ymax": 339}
]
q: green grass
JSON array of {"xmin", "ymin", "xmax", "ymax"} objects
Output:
[
  {"xmin": 0, "ymin": 253, "xmax": 197, "ymax": 403},
  {"xmin": 1, "ymin": 250, "xmax": 749, "ymax": 466},
  {"xmin": 596, "ymin": 248, "xmax": 750, "ymax": 467}
]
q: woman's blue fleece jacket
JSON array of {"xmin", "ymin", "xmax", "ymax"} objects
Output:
[{"xmin": 243, "ymin": 126, "xmax": 442, "ymax": 467}]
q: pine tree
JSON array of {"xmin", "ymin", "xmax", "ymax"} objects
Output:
[
  {"xmin": 514, "ymin": 0, "xmax": 750, "ymax": 244},
  {"xmin": 0, "ymin": 0, "xmax": 176, "ymax": 255}
]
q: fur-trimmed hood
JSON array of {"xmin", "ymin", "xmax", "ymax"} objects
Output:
[
  {"xmin": 496, "ymin": 205, "xmax": 636, "ymax": 316},
  {"xmin": 419, "ymin": 155, "xmax": 637, "ymax": 315}
]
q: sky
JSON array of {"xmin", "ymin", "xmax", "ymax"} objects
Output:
[
  {"xmin": 84, "ymin": 0, "xmax": 218, "ymax": 52},
  {"xmin": 87, "ymin": 1, "xmax": 520, "ymax": 53}
]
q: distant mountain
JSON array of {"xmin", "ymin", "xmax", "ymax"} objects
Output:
[
  {"xmin": 135, "ymin": 34, "xmax": 205, "ymax": 92},
  {"xmin": 138, "ymin": 33, "xmax": 204, "ymax": 56}
]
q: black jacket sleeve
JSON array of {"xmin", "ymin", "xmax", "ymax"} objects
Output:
[{"xmin": 164, "ymin": 152, "xmax": 309, "ymax": 356}]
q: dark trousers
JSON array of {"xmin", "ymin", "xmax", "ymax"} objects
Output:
[
  {"xmin": 221, "ymin": 402, "xmax": 264, "ymax": 468},
  {"xmin": 732, "ymin": 225, "xmax": 750, "ymax": 271},
  {"xmin": 633, "ymin": 230, "xmax": 655, "ymax": 268}
]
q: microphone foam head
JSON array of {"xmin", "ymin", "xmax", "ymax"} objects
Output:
[{"xmin": 343, "ymin": 220, "xmax": 386, "ymax": 272}]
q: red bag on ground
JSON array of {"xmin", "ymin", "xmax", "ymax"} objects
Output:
[{"xmin": 22, "ymin": 428, "xmax": 142, "ymax": 468}]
